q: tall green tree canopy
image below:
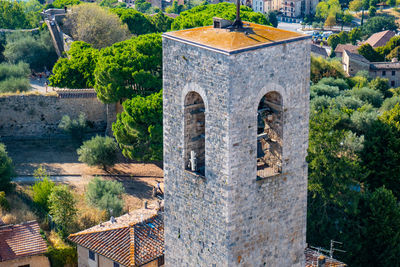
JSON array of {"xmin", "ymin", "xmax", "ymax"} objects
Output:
[
  {"xmin": 171, "ymin": 3, "xmax": 270, "ymax": 30},
  {"xmin": 0, "ymin": 0, "xmax": 30, "ymax": 29},
  {"xmin": 361, "ymin": 16, "xmax": 397, "ymax": 36},
  {"xmin": 111, "ymin": 8, "xmax": 155, "ymax": 36},
  {"xmin": 0, "ymin": 143, "xmax": 14, "ymax": 192},
  {"xmin": 113, "ymin": 90, "xmax": 163, "ymax": 161},
  {"xmin": 4, "ymin": 31, "xmax": 57, "ymax": 71},
  {"xmin": 94, "ymin": 33, "xmax": 162, "ymax": 103},
  {"xmin": 50, "ymin": 41, "xmax": 98, "ymax": 88}
]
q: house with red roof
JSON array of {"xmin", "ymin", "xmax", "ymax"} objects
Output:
[
  {"xmin": 0, "ymin": 220, "xmax": 49, "ymax": 267},
  {"xmin": 364, "ymin": 30, "xmax": 396, "ymax": 48},
  {"xmin": 69, "ymin": 208, "xmax": 164, "ymax": 267}
]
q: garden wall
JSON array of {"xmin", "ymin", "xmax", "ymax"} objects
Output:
[{"xmin": 0, "ymin": 90, "xmax": 109, "ymax": 139}]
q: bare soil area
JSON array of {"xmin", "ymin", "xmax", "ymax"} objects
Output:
[{"xmin": 3, "ymin": 138, "xmax": 164, "ymax": 212}]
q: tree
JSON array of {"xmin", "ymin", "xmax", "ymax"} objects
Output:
[
  {"xmin": 0, "ymin": 0, "xmax": 30, "ymax": 29},
  {"xmin": 349, "ymin": 0, "xmax": 363, "ymax": 11},
  {"xmin": 63, "ymin": 3, "xmax": 130, "ymax": 49},
  {"xmin": 111, "ymin": 8, "xmax": 155, "ymax": 36},
  {"xmin": 0, "ymin": 143, "xmax": 14, "ymax": 192},
  {"xmin": 94, "ymin": 33, "xmax": 162, "ymax": 103},
  {"xmin": 50, "ymin": 41, "xmax": 98, "ymax": 89},
  {"xmin": 349, "ymin": 27, "xmax": 362, "ymax": 45},
  {"xmin": 307, "ymin": 109, "xmax": 364, "ymax": 248},
  {"xmin": 337, "ymin": 31, "xmax": 349, "ymax": 44},
  {"xmin": 361, "ymin": 104, "xmax": 400, "ymax": 197},
  {"xmin": 150, "ymin": 11, "xmax": 174, "ymax": 33},
  {"xmin": 135, "ymin": 0, "xmax": 151, "ymax": 13},
  {"xmin": 368, "ymin": 6, "xmax": 376, "ymax": 17},
  {"xmin": 165, "ymin": 0, "xmax": 185, "ymax": 14},
  {"xmin": 310, "ymin": 56, "xmax": 345, "ymax": 83},
  {"xmin": 48, "ymin": 185, "xmax": 77, "ymax": 236},
  {"xmin": 350, "ymin": 87, "xmax": 383, "ymax": 107},
  {"xmin": 369, "ymin": 77, "xmax": 390, "ymax": 98},
  {"xmin": 358, "ymin": 43, "xmax": 384, "ymax": 62},
  {"xmin": 113, "ymin": 90, "xmax": 162, "ymax": 161},
  {"xmin": 0, "ymin": 61, "xmax": 30, "ymax": 93},
  {"xmin": 4, "ymin": 31, "xmax": 58, "ymax": 72},
  {"xmin": 327, "ymin": 34, "xmax": 341, "ymax": 50},
  {"xmin": 52, "ymin": 0, "xmax": 81, "ymax": 8},
  {"xmin": 265, "ymin": 11, "xmax": 278, "ymax": 27},
  {"xmin": 85, "ymin": 177, "xmax": 124, "ymax": 216},
  {"xmin": 77, "ymin": 135, "xmax": 118, "ymax": 170},
  {"xmin": 348, "ymin": 187, "xmax": 400, "ymax": 266},
  {"xmin": 171, "ymin": 3, "xmax": 270, "ymax": 30},
  {"xmin": 32, "ymin": 165, "xmax": 55, "ymax": 211},
  {"xmin": 58, "ymin": 113, "xmax": 89, "ymax": 142},
  {"xmin": 361, "ymin": 16, "xmax": 397, "ymax": 36}
]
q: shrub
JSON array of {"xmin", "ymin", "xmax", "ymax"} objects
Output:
[
  {"xmin": 310, "ymin": 95, "xmax": 333, "ymax": 111},
  {"xmin": 381, "ymin": 96, "xmax": 400, "ymax": 112},
  {"xmin": 318, "ymin": 77, "xmax": 349, "ymax": 91},
  {"xmin": 86, "ymin": 177, "xmax": 124, "ymax": 216},
  {"xmin": 0, "ymin": 61, "xmax": 30, "ymax": 93},
  {"xmin": 350, "ymin": 87, "xmax": 383, "ymax": 108},
  {"xmin": 32, "ymin": 165, "xmax": 55, "ymax": 211},
  {"xmin": 0, "ymin": 77, "xmax": 30, "ymax": 93},
  {"xmin": 310, "ymin": 84, "xmax": 340, "ymax": 98},
  {"xmin": 334, "ymin": 96, "xmax": 364, "ymax": 110},
  {"xmin": 0, "ymin": 191, "xmax": 10, "ymax": 212},
  {"xmin": 0, "ymin": 143, "xmax": 14, "ymax": 192},
  {"xmin": 350, "ymin": 105, "xmax": 378, "ymax": 134},
  {"xmin": 58, "ymin": 113, "xmax": 89, "ymax": 142},
  {"xmin": 369, "ymin": 77, "xmax": 390, "ymax": 98},
  {"xmin": 77, "ymin": 135, "xmax": 118, "ymax": 170},
  {"xmin": 48, "ymin": 185, "xmax": 77, "ymax": 237}
]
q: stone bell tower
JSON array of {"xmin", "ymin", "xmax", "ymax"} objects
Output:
[{"xmin": 162, "ymin": 12, "xmax": 310, "ymax": 266}]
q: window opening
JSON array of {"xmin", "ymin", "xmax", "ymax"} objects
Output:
[
  {"xmin": 184, "ymin": 92, "xmax": 205, "ymax": 176},
  {"xmin": 89, "ymin": 250, "xmax": 95, "ymax": 261},
  {"xmin": 257, "ymin": 92, "xmax": 283, "ymax": 179}
]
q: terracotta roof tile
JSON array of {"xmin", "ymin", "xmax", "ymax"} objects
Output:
[
  {"xmin": 365, "ymin": 30, "xmax": 395, "ymax": 48},
  {"xmin": 0, "ymin": 221, "xmax": 47, "ymax": 262},
  {"xmin": 69, "ymin": 209, "xmax": 164, "ymax": 266},
  {"xmin": 335, "ymin": 44, "xmax": 359, "ymax": 54}
]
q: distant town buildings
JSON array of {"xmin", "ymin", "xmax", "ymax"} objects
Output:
[{"xmin": 0, "ymin": 221, "xmax": 50, "ymax": 267}]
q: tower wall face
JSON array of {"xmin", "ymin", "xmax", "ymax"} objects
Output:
[{"xmin": 163, "ymin": 37, "xmax": 310, "ymax": 267}]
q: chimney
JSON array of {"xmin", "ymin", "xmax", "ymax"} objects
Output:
[
  {"xmin": 213, "ymin": 17, "xmax": 232, "ymax": 29},
  {"xmin": 110, "ymin": 216, "xmax": 116, "ymax": 224},
  {"xmin": 317, "ymin": 255, "xmax": 326, "ymax": 267}
]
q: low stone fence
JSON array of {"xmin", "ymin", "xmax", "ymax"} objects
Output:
[{"xmin": 0, "ymin": 90, "xmax": 109, "ymax": 139}]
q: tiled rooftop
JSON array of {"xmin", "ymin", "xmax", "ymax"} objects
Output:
[
  {"xmin": 0, "ymin": 220, "xmax": 47, "ymax": 262},
  {"xmin": 365, "ymin": 30, "xmax": 395, "ymax": 48},
  {"xmin": 163, "ymin": 22, "xmax": 308, "ymax": 54},
  {"xmin": 69, "ymin": 208, "xmax": 164, "ymax": 266}
]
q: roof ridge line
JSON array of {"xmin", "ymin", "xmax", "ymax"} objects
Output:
[{"xmin": 68, "ymin": 225, "xmax": 130, "ymax": 237}]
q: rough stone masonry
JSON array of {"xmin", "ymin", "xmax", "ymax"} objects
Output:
[{"xmin": 163, "ymin": 23, "xmax": 310, "ymax": 266}]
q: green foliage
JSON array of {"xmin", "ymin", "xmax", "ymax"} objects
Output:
[
  {"xmin": 94, "ymin": 33, "xmax": 162, "ymax": 103},
  {"xmin": 4, "ymin": 31, "xmax": 57, "ymax": 72},
  {"xmin": 349, "ymin": 27, "xmax": 362, "ymax": 45},
  {"xmin": 135, "ymin": 0, "xmax": 151, "ymax": 13},
  {"xmin": 77, "ymin": 135, "xmax": 118, "ymax": 169},
  {"xmin": 113, "ymin": 90, "xmax": 162, "ymax": 161},
  {"xmin": 327, "ymin": 34, "xmax": 341, "ymax": 50},
  {"xmin": 265, "ymin": 11, "xmax": 278, "ymax": 27},
  {"xmin": 337, "ymin": 31, "xmax": 349, "ymax": 44},
  {"xmin": 349, "ymin": 104, "xmax": 378, "ymax": 134},
  {"xmin": 150, "ymin": 11, "xmax": 174, "ymax": 33},
  {"xmin": 48, "ymin": 185, "xmax": 77, "ymax": 236},
  {"xmin": 361, "ymin": 16, "xmax": 397, "ymax": 36},
  {"xmin": 310, "ymin": 95, "xmax": 334, "ymax": 111},
  {"xmin": 50, "ymin": 41, "xmax": 98, "ymax": 88},
  {"xmin": 0, "ymin": 0, "xmax": 30, "ymax": 29},
  {"xmin": 348, "ymin": 187, "xmax": 400, "ymax": 266},
  {"xmin": 386, "ymin": 46, "xmax": 400, "ymax": 61},
  {"xmin": 99, "ymin": 0, "xmax": 118, "ymax": 7},
  {"xmin": 310, "ymin": 56, "xmax": 345, "ymax": 83},
  {"xmin": 350, "ymin": 87, "xmax": 383, "ymax": 107},
  {"xmin": 310, "ymin": 83, "xmax": 340, "ymax": 98},
  {"xmin": 0, "ymin": 191, "xmax": 10, "ymax": 212},
  {"xmin": 319, "ymin": 77, "xmax": 349, "ymax": 91},
  {"xmin": 307, "ymin": 108, "xmax": 364, "ymax": 248},
  {"xmin": 171, "ymin": 3, "xmax": 270, "ymax": 30},
  {"xmin": 316, "ymin": 0, "xmax": 341, "ymax": 21},
  {"xmin": 381, "ymin": 96, "xmax": 400, "ymax": 111},
  {"xmin": 58, "ymin": 113, "xmax": 89, "ymax": 142},
  {"xmin": 32, "ymin": 165, "xmax": 55, "ymax": 211},
  {"xmin": 369, "ymin": 77, "xmax": 390, "ymax": 98},
  {"xmin": 361, "ymin": 104, "xmax": 400, "ymax": 197},
  {"xmin": 47, "ymin": 246, "xmax": 77, "ymax": 267},
  {"xmin": 349, "ymin": 0, "xmax": 363, "ymax": 11},
  {"xmin": 357, "ymin": 43, "xmax": 384, "ymax": 62},
  {"xmin": 111, "ymin": 8, "xmax": 155, "ymax": 36},
  {"xmin": 52, "ymin": 0, "xmax": 81, "ymax": 8},
  {"xmin": 0, "ymin": 143, "xmax": 14, "ymax": 192},
  {"xmin": 86, "ymin": 177, "xmax": 124, "ymax": 216},
  {"xmin": 368, "ymin": 6, "xmax": 376, "ymax": 17},
  {"xmin": 165, "ymin": 0, "xmax": 185, "ymax": 14},
  {"xmin": 64, "ymin": 3, "xmax": 130, "ymax": 49}
]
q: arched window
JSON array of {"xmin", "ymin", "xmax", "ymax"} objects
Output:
[
  {"xmin": 257, "ymin": 92, "xmax": 283, "ymax": 179},
  {"xmin": 184, "ymin": 92, "xmax": 205, "ymax": 176}
]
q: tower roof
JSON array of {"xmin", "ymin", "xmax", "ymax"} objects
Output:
[{"xmin": 163, "ymin": 22, "xmax": 309, "ymax": 55}]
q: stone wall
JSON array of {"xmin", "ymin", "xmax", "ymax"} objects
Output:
[
  {"xmin": 0, "ymin": 255, "xmax": 50, "ymax": 267},
  {"xmin": 163, "ymin": 35, "xmax": 310, "ymax": 266},
  {"xmin": 0, "ymin": 91, "xmax": 107, "ymax": 139}
]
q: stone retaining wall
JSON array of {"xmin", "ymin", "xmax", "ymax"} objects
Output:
[{"xmin": 0, "ymin": 91, "xmax": 107, "ymax": 138}]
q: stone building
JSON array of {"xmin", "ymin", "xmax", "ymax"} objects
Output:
[{"xmin": 163, "ymin": 20, "xmax": 310, "ymax": 266}]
